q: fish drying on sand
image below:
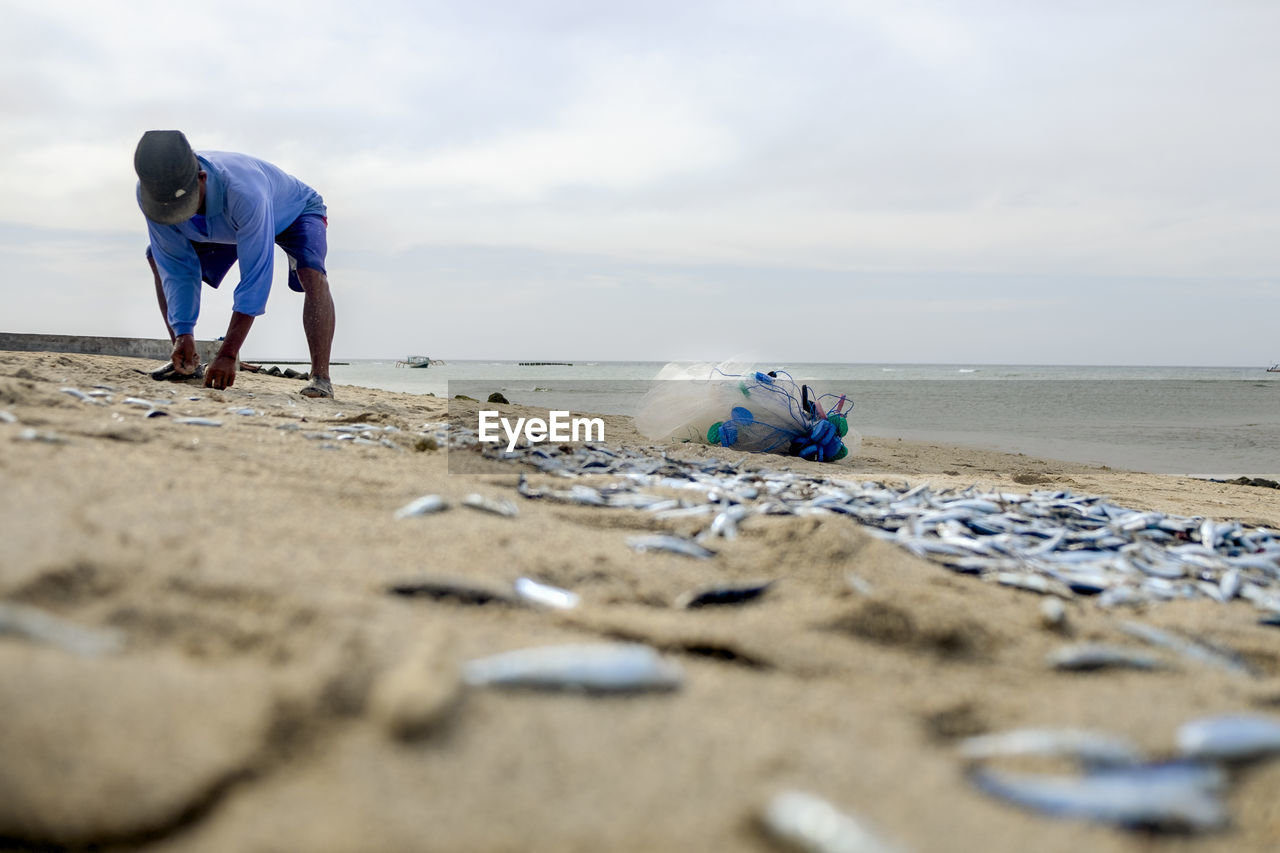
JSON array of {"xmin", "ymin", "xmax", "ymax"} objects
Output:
[{"xmin": 446, "ymin": 429, "xmax": 1280, "ymax": 619}]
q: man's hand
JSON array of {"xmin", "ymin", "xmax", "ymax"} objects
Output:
[
  {"xmin": 204, "ymin": 354, "xmax": 238, "ymax": 389},
  {"xmin": 207, "ymin": 310, "xmax": 256, "ymax": 390},
  {"xmin": 171, "ymin": 335, "xmax": 199, "ymax": 375}
]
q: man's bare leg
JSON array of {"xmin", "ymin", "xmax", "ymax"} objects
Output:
[{"xmin": 297, "ymin": 267, "xmax": 335, "ymax": 398}]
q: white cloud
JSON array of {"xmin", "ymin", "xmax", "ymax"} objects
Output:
[{"xmin": 378, "ymin": 91, "xmax": 733, "ymax": 200}]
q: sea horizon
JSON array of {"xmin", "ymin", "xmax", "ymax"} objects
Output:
[{"xmin": 311, "ymin": 360, "xmax": 1280, "ymax": 481}]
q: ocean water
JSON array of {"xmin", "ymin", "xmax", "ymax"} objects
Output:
[{"xmin": 325, "ymin": 360, "xmax": 1280, "ymax": 478}]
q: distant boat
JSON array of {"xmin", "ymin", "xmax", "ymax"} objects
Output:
[
  {"xmin": 396, "ymin": 356, "xmax": 433, "ymax": 368},
  {"xmin": 1268, "ymin": 364, "xmax": 1280, "ymax": 373}
]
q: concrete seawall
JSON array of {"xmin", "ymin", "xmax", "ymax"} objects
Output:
[{"xmin": 0, "ymin": 332, "xmax": 221, "ymax": 363}]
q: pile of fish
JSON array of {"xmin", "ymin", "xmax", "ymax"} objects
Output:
[
  {"xmin": 34, "ymin": 390, "xmax": 1280, "ymax": 621},
  {"xmin": 440, "ymin": 426, "xmax": 1280, "ymax": 623}
]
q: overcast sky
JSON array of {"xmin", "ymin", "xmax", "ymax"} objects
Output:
[{"xmin": 1, "ymin": 1, "xmax": 1276, "ymax": 364}]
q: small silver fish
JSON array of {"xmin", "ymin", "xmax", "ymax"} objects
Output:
[
  {"xmin": 463, "ymin": 493, "xmax": 519, "ymax": 518},
  {"xmin": 513, "ymin": 577, "xmax": 580, "ymax": 609},
  {"xmin": 845, "ymin": 572, "xmax": 875, "ymax": 596},
  {"xmin": 959, "ymin": 728, "xmax": 1146, "ymax": 767},
  {"xmin": 968, "ymin": 761, "xmax": 1227, "ymax": 832},
  {"xmin": 1039, "ymin": 597, "xmax": 1067, "ymax": 629},
  {"xmin": 1218, "ymin": 570, "xmax": 1241, "ymax": 602},
  {"xmin": 1118, "ymin": 621, "xmax": 1254, "ymax": 678},
  {"xmin": 174, "ymin": 417, "xmax": 223, "ymax": 427},
  {"xmin": 387, "ymin": 575, "xmax": 514, "ymax": 605},
  {"xmin": 1046, "ymin": 643, "xmax": 1168, "ymax": 672},
  {"xmin": 626, "ymin": 534, "xmax": 716, "ymax": 559},
  {"xmin": 760, "ymin": 790, "xmax": 904, "ymax": 853},
  {"xmin": 1097, "ymin": 587, "xmax": 1147, "ymax": 609},
  {"xmin": 1177, "ymin": 714, "xmax": 1280, "ymax": 762},
  {"xmin": 995, "ymin": 573, "xmax": 1073, "ymax": 598},
  {"xmin": 676, "ymin": 580, "xmax": 774, "ymax": 609},
  {"xmin": 0, "ymin": 601, "xmax": 125, "ymax": 657},
  {"xmin": 60, "ymin": 387, "xmax": 102, "ymax": 404},
  {"xmin": 14, "ymin": 428, "xmax": 66, "ymax": 443},
  {"xmin": 462, "ymin": 643, "xmax": 682, "ymax": 692},
  {"xmin": 515, "ymin": 474, "xmax": 547, "ymax": 499},
  {"xmin": 608, "ymin": 494, "xmax": 679, "ymax": 511},
  {"xmin": 562, "ymin": 485, "xmax": 607, "ymax": 506},
  {"xmin": 705, "ymin": 505, "xmax": 749, "ymax": 540},
  {"xmin": 394, "ymin": 494, "xmax": 449, "ymax": 518},
  {"xmin": 653, "ymin": 504, "xmax": 716, "ymax": 521}
]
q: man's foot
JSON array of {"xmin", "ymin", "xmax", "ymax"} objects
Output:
[{"xmin": 300, "ymin": 377, "xmax": 333, "ymax": 399}]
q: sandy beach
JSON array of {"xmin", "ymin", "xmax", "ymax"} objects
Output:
[{"xmin": 2, "ymin": 349, "xmax": 1279, "ymax": 852}]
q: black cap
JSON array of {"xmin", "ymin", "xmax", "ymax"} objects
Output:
[{"xmin": 134, "ymin": 130, "xmax": 201, "ymax": 224}]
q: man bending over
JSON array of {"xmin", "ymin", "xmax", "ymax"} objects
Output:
[{"xmin": 134, "ymin": 129, "xmax": 336, "ymax": 398}]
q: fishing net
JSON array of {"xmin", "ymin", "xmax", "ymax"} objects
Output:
[{"xmin": 635, "ymin": 362, "xmax": 860, "ymax": 462}]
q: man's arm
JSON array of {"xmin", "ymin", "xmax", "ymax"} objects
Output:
[
  {"xmin": 225, "ymin": 176, "xmax": 277, "ymax": 319},
  {"xmin": 201, "ymin": 177, "xmax": 276, "ymax": 390},
  {"xmin": 145, "ymin": 222, "xmax": 204, "ymax": 374},
  {"xmin": 147, "ymin": 253, "xmax": 177, "ymax": 343},
  {"xmin": 202, "ymin": 311, "xmax": 255, "ymax": 390},
  {"xmin": 146, "ymin": 221, "xmax": 203, "ymax": 339}
]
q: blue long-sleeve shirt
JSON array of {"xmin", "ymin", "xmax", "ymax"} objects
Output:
[{"xmin": 139, "ymin": 151, "xmax": 326, "ymax": 336}]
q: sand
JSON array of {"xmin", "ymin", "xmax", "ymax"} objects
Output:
[{"xmin": 2, "ymin": 349, "xmax": 1279, "ymax": 852}]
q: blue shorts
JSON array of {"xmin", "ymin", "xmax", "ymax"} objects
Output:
[{"xmin": 146, "ymin": 213, "xmax": 328, "ymax": 293}]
